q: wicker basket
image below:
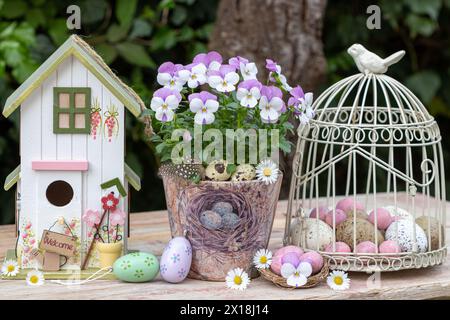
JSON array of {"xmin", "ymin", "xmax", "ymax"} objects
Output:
[
  {"xmin": 161, "ymin": 173, "xmax": 283, "ymax": 281},
  {"xmin": 259, "ymin": 261, "xmax": 329, "ymax": 289}
]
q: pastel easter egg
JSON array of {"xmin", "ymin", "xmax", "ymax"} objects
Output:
[
  {"xmin": 113, "ymin": 252, "xmax": 159, "ymax": 283},
  {"xmin": 325, "ymin": 209, "xmax": 347, "ymax": 227},
  {"xmin": 384, "ymin": 206, "xmax": 412, "ymax": 220},
  {"xmin": 324, "ymin": 241, "xmax": 351, "ymax": 253},
  {"xmin": 336, "ymin": 198, "xmax": 365, "ymax": 214},
  {"xmin": 385, "ymin": 220, "xmax": 428, "ymax": 253},
  {"xmin": 291, "ymin": 218, "xmax": 333, "ymax": 251},
  {"xmin": 368, "ymin": 208, "xmax": 393, "ymax": 230},
  {"xmin": 355, "ymin": 241, "xmax": 377, "ymax": 253},
  {"xmin": 379, "ymin": 240, "xmax": 401, "ymax": 254},
  {"xmin": 212, "ymin": 202, "xmax": 233, "ymax": 216},
  {"xmin": 309, "ymin": 206, "xmax": 329, "ymax": 221},
  {"xmin": 199, "ymin": 210, "xmax": 222, "ymax": 230},
  {"xmin": 416, "ymin": 216, "xmax": 445, "ymax": 250},
  {"xmin": 221, "ymin": 212, "xmax": 240, "ymax": 230},
  {"xmin": 160, "ymin": 236, "xmax": 192, "ymax": 283},
  {"xmin": 299, "ymin": 251, "xmax": 324, "ymax": 274},
  {"xmin": 281, "ymin": 252, "xmax": 300, "ymax": 268},
  {"xmin": 270, "ymin": 246, "xmax": 304, "ymax": 275}
]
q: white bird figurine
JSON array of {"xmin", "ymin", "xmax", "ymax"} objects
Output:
[{"xmin": 347, "ymin": 44, "xmax": 405, "ymax": 75}]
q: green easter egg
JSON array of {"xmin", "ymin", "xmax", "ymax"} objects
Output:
[{"xmin": 113, "ymin": 252, "xmax": 159, "ymax": 283}]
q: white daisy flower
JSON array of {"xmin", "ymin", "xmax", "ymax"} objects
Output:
[
  {"xmin": 225, "ymin": 267, "xmax": 250, "ymax": 290},
  {"xmin": 1, "ymin": 259, "xmax": 19, "ymax": 277},
  {"xmin": 26, "ymin": 270, "xmax": 45, "ymax": 286},
  {"xmin": 256, "ymin": 159, "xmax": 279, "ymax": 185},
  {"xmin": 253, "ymin": 249, "xmax": 273, "ymax": 269},
  {"xmin": 327, "ymin": 270, "xmax": 350, "ymax": 291},
  {"xmin": 281, "ymin": 262, "xmax": 312, "ymax": 288}
]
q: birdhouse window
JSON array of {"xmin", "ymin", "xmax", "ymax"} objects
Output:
[{"xmin": 53, "ymin": 87, "xmax": 91, "ymax": 134}]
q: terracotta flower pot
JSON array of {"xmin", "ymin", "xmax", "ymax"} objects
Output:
[
  {"xmin": 95, "ymin": 242, "xmax": 123, "ymax": 268},
  {"xmin": 161, "ymin": 174, "xmax": 283, "ymax": 281}
]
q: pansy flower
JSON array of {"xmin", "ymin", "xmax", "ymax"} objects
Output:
[
  {"xmin": 208, "ymin": 65, "xmax": 239, "ymax": 93},
  {"xmin": 281, "ymin": 261, "xmax": 313, "ymax": 288},
  {"xmin": 178, "ymin": 63, "xmax": 208, "ymax": 89},
  {"xmin": 150, "ymin": 88, "xmax": 182, "ymax": 122},
  {"xmin": 265, "ymin": 59, "xmax": 281, "ymax": 73},
  {"xmin": 259, "ymin": 86, "xmax": 285, "ymax": 123},
  {"xmin": 228, "ymin": 56, "xmax": 249, "ymax": 69},
  {"xmin": 266, "ymin": 59, "xmax": 291, "ymax": 91},
  {"xmin": 82, "ymin": 209, "xmax": 102, "ymax": 227},
  {"xmin": 101, "ymin": 192, "xmax": 119, "ymax": 211},
  {"xmin": 156, "ymin": 62, "xmax": 186, "ymax": 91},
  {"xmin": 236, "ymin": 79, "xmax": 262, "ymax": 108},
  {"xmin": 188, "ymin": 91, "xmax": 219, "ymax": 125},
  {"xmin": 289, "ymin": 87, "xmax": 314, "ymax": 124},
  {"xmin": 193, "ymin": 51, "xmax": 222, "ymax": 72}
]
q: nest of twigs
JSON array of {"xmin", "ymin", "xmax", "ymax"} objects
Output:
[{"xmin": 259, "ymin": 261, "xmax": 329, "ymax": 289}]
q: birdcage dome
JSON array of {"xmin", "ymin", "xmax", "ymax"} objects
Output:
[{"xmin": 284, "ymin": 44, "xmax": 446, "ymax": 272}]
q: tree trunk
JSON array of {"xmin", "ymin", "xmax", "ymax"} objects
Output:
[{"xmin": 209, "ymin": 0, "xmax": 328, "ymax": 198}]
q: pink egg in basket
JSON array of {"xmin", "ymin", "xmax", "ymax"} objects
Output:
[
  {"xmin": 336, "ymin": 198, "xmax": 365, "ymax": 214},
  {"xmin": 309, "ymin": 206, "xmax": 329, "ymax": 221},
  {"xmin": 270, "ymin": 246, "xmax": 304, "ymax": 275},
  {"xmin": 325, "ymin": 209, "xmax": 347, "ymax": 227},
  {"xmin": 368, "ymin": 208, "xmax": 393, "ymax": 230},
  {"xmin": 299, "ymin": 251, "xmax": 324, "ymax": 274},
  {"xmin": 324, "ymin": 241, "xmax": 351, "ymax": 253},
  {"xmin": 281, "ymin": 252, "xmax": 300, "ymax": 268},
  {"xmin": 379, "ymin": 240, "xmax": 401, "ymax": 254},
  {"xmin": 355, "ymin": 241, "xmax": 377, "ymax": 253}
]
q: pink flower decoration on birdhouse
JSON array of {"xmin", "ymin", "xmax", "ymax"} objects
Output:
[
  {"xmin": 109, "ymin": 208, "xmax": 126, "ymax": 226},
  {"xmin": 82, "ymin": 209, "xmax": 102, "ymax": 227},
  {"xmin": 102, "ymin": 192, "xmax": 119, "ymax": 211}
]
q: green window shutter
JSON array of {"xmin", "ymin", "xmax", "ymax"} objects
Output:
[{"xmin": 53, "ymin": 87, "xmax": 91, "ymax": 134}]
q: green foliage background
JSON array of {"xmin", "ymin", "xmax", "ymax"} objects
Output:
[{"xmin": 0, "ymin": 0, "xmax": 449, "ymax": 224}]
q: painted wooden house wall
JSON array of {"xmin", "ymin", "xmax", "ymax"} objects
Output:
[{"xmin": 19, "ymin": 54, "xmax": 126, "ymax": 269}]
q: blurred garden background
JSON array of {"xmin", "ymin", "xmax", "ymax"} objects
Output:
[{"xmin": 0, "ymin": 0, "xmax": 449, "ymax": 224}]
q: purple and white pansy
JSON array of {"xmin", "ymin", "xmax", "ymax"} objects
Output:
[
  {"xmin": 178, "ymin": 63, "xmax": 208, "ymax": 89},
  {"xmin": 207, "ymin": 65, "xmax": 240, "ymax": 93},
  {"xmin": 188, "ymin": 91, "xmax": 219, "ymax": 125},
  {"xmin": 150, "ymin": 88, "xmax": 182, "ymax": 122},
  {"xmin": 228, "ymin": 56, "xmax": 249, "ymax": 69},
  {"xmin": 157, "ymin": 62, "xmax": 186, "ymax": 91},
  {"xmin": 288, "ymin": 86, "xmax": 315, "ymax": 124},
  {"xmin": 259, "ymin": 86, "xmax": 285, "ymax": 123},
  {"xmin": 236, "ymin": 79, "xmax": 262, "ymax": 108},
  {"xmin": 193, "ymin": 51, "xmax": 222, "ymax": 72}
]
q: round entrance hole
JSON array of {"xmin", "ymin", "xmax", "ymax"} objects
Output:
[{"xmin": 46, "ymin": 180, "xmax": 74, "ymax": 207}]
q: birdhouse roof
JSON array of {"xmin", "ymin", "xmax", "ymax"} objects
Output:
[{"xmin": 2, "ymin": 35, "xmax": 146, "ymax": 118}]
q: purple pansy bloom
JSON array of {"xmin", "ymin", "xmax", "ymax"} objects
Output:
[
  {"xmin": 265, "ymin": 59, "xmax": 281, "ymax": 73},
  {"xmin": 157, "ymin": 62, "xmax": 186, "ymax": 91},
  {"xmin": 228, "ymin": 56, "xmax": 249, "ymax": 69},
  {"xmin": 288, "ymin": 85, "xmax": 305, "ymax": 108},
  {"xmin": 188, "ymin": 91, "xmax": 219, "ymax": 125},
  {"xmin": 236, "ymin": 79, "xmax": 262, "ymax": 108},
  {"xmin": 207, "ymin": 65, "xmax": 239, "ymax": 93},
  {"xmin": 178, "ymin": 62, "xmax": 207, "ymax": 88},
  {"xmin": 193, "ymin": 51, "xmax": 222, "ymax": 71},
  {"xmin": 259, "ymin": 86, "xmax": 285, "ymax": 123},
  {"xmin": 150, "ymin": 88, "xmax": 182, "ymax": 122}
]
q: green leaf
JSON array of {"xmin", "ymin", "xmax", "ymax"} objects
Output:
[
  {"xmin": 226, "ymin": 163, "xmax": 237, "ymax": 175},
  {"xmin": 106, "ymin": 23, "xmax": 129, "ymax": 43},
  {"xmin": 158, "ymin": 0, "xmax": 175, "ymax": 10},
  {"xmin": 25, "ymin": 9, "xmax": 46, "ymax": 28},
  {"xmin": 406, "ymin": 0, "xmax": 442, "ymax": 20},
  {"xmin": 116, "ymin": 42, "xmax": 155, "ymax": 67},
  {"xmin": 171, "ymin": 5, "xmax": 187, "ymax": 26},
  {"xmin": 0, "ymin": 0, "xmax": 27, "ymax": 19},
  {"xmin": 95, "ymin": 43, "xmax": 118, "ymax": 64},
  {"xmin": 129, "ymin": 19, "xmax": 152, "ymax": 39},
  {"xmin": 12, "ymin": 23, "xmax": 35, "ymax": 44},
  {"xmin": 48, "ymin": 19, "xmax": 69, "ymax": 45},
  {"xmin": 405, "ymin": 14, "xmax": 438, "ymax": 37},
  {"xmin": 151, "ymin": 27, "xmax": 177, "ymax": 51},
  {"xmin": 405, "ymin": 70, "xmax": 441, "ymax": 104},
  {"xmin": 79, "ymin": 0, "xmax": 107, "ymax": 24},
  {"xmin": 178, "ymin": 26, "xmax": 194, "ymax": 41},
  {"xmin": 116, "ymin": 0, "xmax": 138, "ymax": 26},
  {"xmin": 12, "ymin": 60, "xmax": 38, "ymax": 83}
]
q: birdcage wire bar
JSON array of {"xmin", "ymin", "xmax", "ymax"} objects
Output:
[{"xmin": 284, "ymin": 70, "xmax": 446, "ymax": 272}]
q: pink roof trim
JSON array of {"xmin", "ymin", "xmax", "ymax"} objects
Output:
[{"xmin": 32, "ymin": 160, "xmax": 89, "ymax": 171}]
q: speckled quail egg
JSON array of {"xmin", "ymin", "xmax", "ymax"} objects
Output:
[
  {"xmin": 205, "ymin": 160, "xmax": 231, "ymax": 181},
  {"xmin": 415, "ymin": 216, "xmax": 444, "ymax": 251},
  {"xmin": 385, "ymin": 219, "xmax": 428, "ymax": 253},
  {"xmin": 221, "ymin": 212, "xmax": 240, "ymax": 230},
  {"xmin": 212, "ymin": 202, "xmax": 233, "ymax": 216},
  {"xmin": 384, "ymin": 206, "xmax": 413, "ymax": 221},
  {"xmin": 199, "ymin": 210, "xmax": 223, "ymax": 230},
  {"xmin": 231, "ymin": 164, "xmax": 256, "ymax": 182},
  {"xmin": 336, "ymin": 218, "xmax": 385, "ymax": 249},
  {"xmin": 290, "ymin": 218, "xmax": 333, "ymax": 251}
]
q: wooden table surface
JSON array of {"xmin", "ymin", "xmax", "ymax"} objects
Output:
[{"xmin": 1, "ymin": 194, "xmax": 449, "ymax": 300}]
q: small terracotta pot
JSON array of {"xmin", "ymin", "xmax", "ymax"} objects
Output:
[{"xmin": 95, "ymin": 242, "xmax": 123, "ymax": 268}]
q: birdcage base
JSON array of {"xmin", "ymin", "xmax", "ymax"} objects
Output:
[{"xmin": 322, "ymin": 247, "xmax": 447, "ymax": 272}]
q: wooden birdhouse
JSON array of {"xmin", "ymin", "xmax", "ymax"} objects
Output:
[{"xmin": 2, "ymin": 35, "xmax": 143, "ymax": 270}]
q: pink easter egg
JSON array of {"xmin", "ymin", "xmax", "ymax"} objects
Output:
[
  {"xmin": 368, "ymin": 208, "xmax": 393, "ymax": 230},
  {"xmin": 299, "ymin": 251, "xmax": 324, "ymax": 274},
  {"xmin": 336, "ymin": 198, "xmax": 365, "ymax": 214},
  {"xmin": 379, "ymin": 240, "xmax": 401, "ymax": 254},
  {"xmin": 270, "ymin": 246, "xmax": 304, "ymax": 275},
  {"xmin": 355, "ymin": 241, "xmax": 377, "ymax": 253},
  {"xmin": 309, "ymin": 206, "xmax": 328, "ymax": 221},
  {"xmin": 325, "ymin": 209, "xmax": 347, "ymax": 227},
  {"xmin": 281, "ymin": 252, "xmax": 300, "ymax": 268},
  {"xmin": 324, "ymin": 241, "xmax": 351, "ymax": 253}
]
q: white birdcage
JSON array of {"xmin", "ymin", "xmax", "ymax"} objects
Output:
[{"xmin": 284, "ymin": 44, "xmax": 447, "ymax": 272}]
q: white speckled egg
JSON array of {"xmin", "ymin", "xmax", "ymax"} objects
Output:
[
  {"xmin": 383, "ymin": 206, "xmax": 413, "ymax": 220},
  {"xmin": 290, "ymin": 218, "xmax": 333, "ymax": 251},
  {"xmin": 160, "ymin": 236, "xmax": 192, "ymax": 283},
  {"xmin": 385, "ymin": 220, "xmax": 428, "ymax": 253}
]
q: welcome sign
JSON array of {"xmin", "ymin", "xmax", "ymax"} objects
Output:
[{"xmin": 39, "ymin": 230, "xmax": 77, "ymax": 257}]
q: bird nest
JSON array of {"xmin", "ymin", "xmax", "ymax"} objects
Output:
[{"xmin": 179, "ymin": 185, "xmax": 265, "ymax": 256}]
